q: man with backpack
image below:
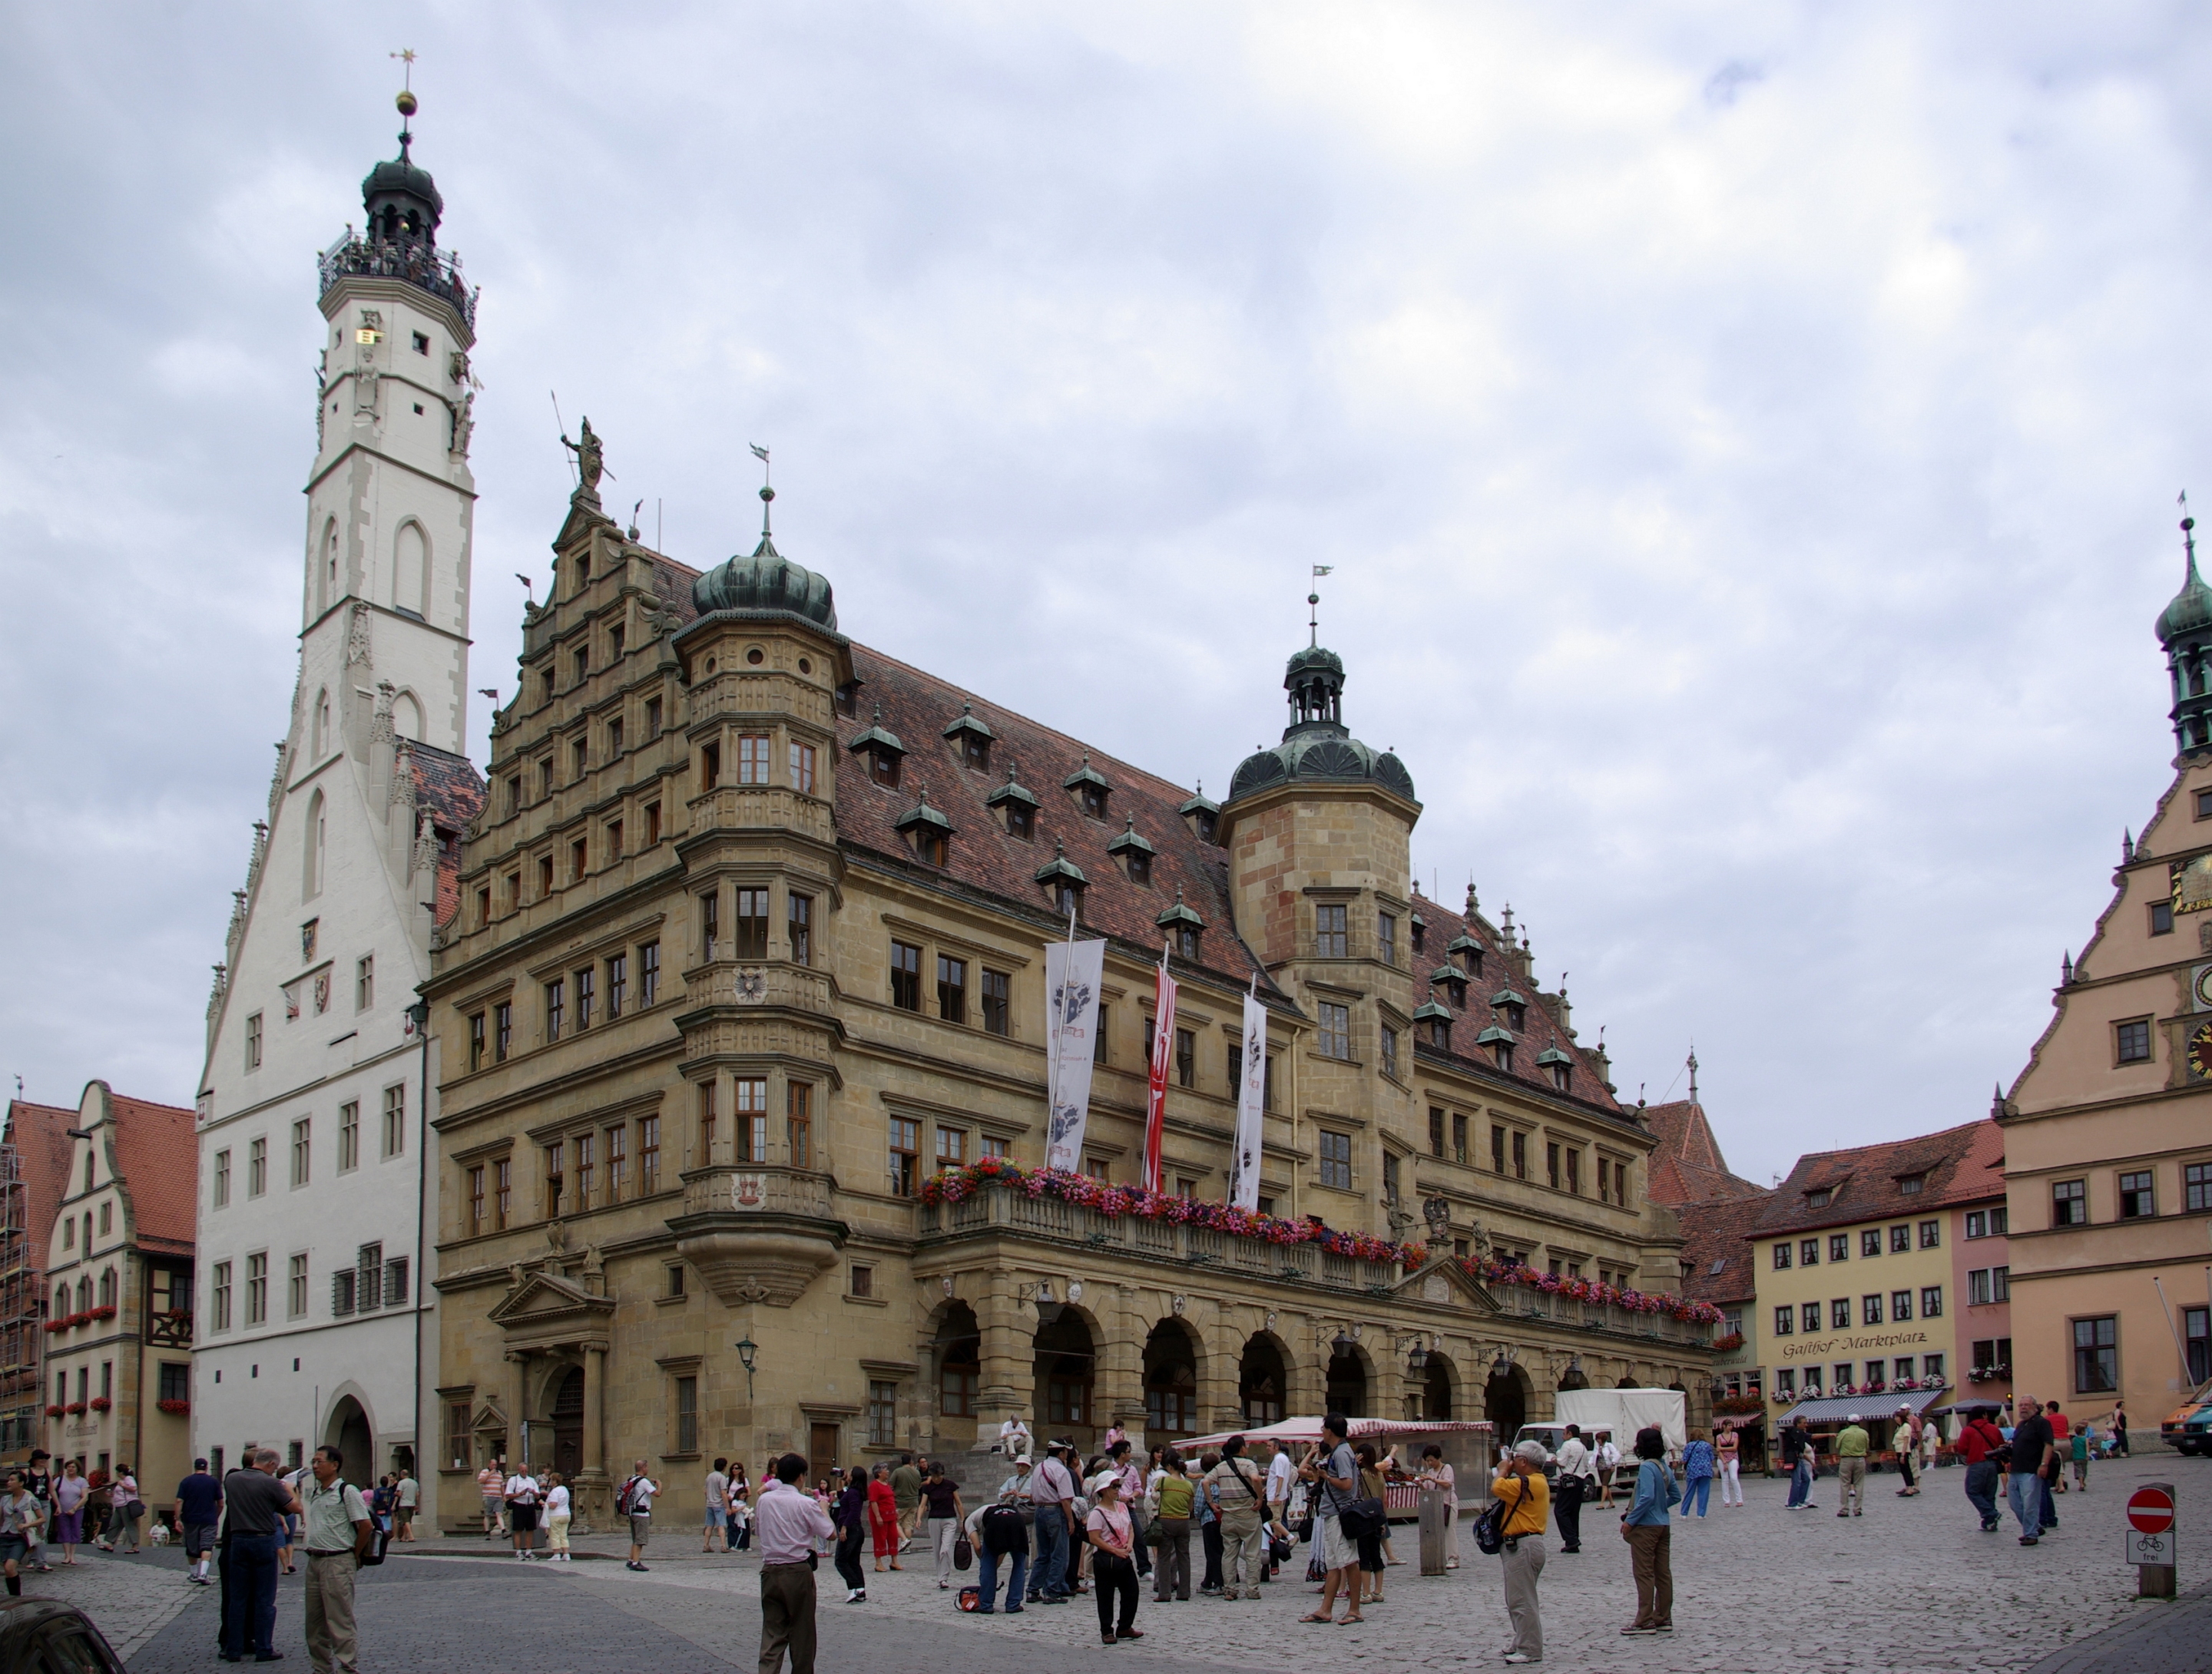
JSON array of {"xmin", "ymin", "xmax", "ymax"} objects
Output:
[
  {"xmin": 971, "ymin": 1460, "xmax": 1032, "ymax": 1613},
  {"xmin": 302, "ymin": 1446, "xmax": 373, "ymax": 1674},
  {"xmin": 618, "ymin": 1461, "xmax": 661, "ymax": 1571}
]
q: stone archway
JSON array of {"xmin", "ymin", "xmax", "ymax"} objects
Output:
[
  {"xmin": 1143, "ymin": 1319, "xmax": 1201, "ymax": 1440},
  {"xmin": 1326, "ymin": 1340, "xmax": 1371, "ymax": 1418},
  {"xmin": 326, "ymin": 1394, "xmax": 373, "ymax": 1480},
  {"xmin": 1419, "ymin": 1355, "xmax": 1456, "ymax": 1421},
  {"xmin": 1484, "ymin": 1360, "xmax": 1531, "ymax": 1441},
  {"xmin": 1239, "ymin": 1334, "xmax": 1289, "ymax": 1426},
  {"xmin": 932, "ymin": 1302, "xmax": 982, "ymax": 1439},
  {"xmin": 1034, "ymin": 1308, "xmax": 1098, "ymax": 1444}
]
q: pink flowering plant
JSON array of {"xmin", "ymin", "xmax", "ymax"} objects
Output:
[
  {"xmin": 1459, "ymin": 1254, "xmax": 1725, "ymax": 1327},
  {"xmin": 920, "ymin": 1159, "xmax": 1423, "ymax": 1265}
]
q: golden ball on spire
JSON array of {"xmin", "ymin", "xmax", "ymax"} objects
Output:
[{"xmin": 396, "ymin": 89, "xmax": 418, "ymax": 117}]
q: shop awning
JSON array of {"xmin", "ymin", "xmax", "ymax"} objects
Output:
[
  {"xmin": 1778, "ymin": 1388, "xmax": 1948, "ymax": 1426},
  {"xmin": 1177, "ymin": 1415, "xmax": 1493, "ymax": 1452}
]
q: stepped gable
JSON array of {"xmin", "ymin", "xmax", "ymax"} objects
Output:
[
  {"xmin": 408, "ymin": 740, "xmax": 486, "ymax": 928},
  {"xmin": 839, "ymin": 645, "xmax": 1271, "ymax": 990},
  {"xmin": 5, "ymin": 1100, "xmax": 76, "ymax": 1275},
  {"xmin": 108, "ymin": 1093, "xmax": 197, "ymax": 1257},
  {"xmin": 1644, "ymin": 1099, "xmax": 1765, "ymax": 1205},
  {"xmin": 1403, "ymin": 888, "xmax": 1622, "ymax": 1113},
  {"xmin": 1753, "ymin": 1118, "xmax": 2002, "ymax": 1240}
]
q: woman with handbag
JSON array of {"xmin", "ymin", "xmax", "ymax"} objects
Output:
[
  {"xmin": 1085, "ymin": 1474, "xmax": 1144, "ymax": 1645},
  {"xmin": 1491, "ymin": 1441, "xmax": 1551, "ymax": 1665},
  {"xmin": 1353, "ymin": 1447, "xmax": 1389, "ymax": 1602},
  {"xmin": 1620, "ymin": 1427, "xmax": 1680, "ymax": 1636},
  {"xmin": 921, "ymin": 1465, "xmax": 964, "ymax": 1590}
]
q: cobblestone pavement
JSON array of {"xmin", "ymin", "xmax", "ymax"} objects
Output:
[{"xmin": 108, "ymin": 1455, "xmax": 2212, "ymax": 1672}]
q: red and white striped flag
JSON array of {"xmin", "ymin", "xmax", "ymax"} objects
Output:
[{"xmin": 1141, "ymin": 958, "xmax": 1177, "ymax": 1193}]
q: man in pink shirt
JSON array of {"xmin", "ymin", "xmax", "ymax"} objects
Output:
[{"xmin": 756, "ymin": 1454, "xmax": 836, "ymax": 1674}]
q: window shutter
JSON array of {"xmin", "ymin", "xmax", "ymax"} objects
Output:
[{"xmin": 384, "ymin": 1257, "xmax": 409, "ymax": 1305}]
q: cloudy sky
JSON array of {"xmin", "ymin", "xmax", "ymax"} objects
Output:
[{"xmin": 4, "ymin": 2, "xmax": 2208, "ymax": 1186}]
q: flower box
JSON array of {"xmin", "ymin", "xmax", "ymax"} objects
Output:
[
  {"xmin": 42, "ymin": 1405, "xmax": 61, "ymax": 1420},
  {"xmin": 64, "ymin": 1402, "xmax": 86, "ymax": 1415},
  {"xmin": 1713, "ymin": 1394, "xmax": 1765, "ymax": 1415},
  {"xmin": 89, "ymin": 1305, "xmax": 116, "ymax": 1322},
  {"xmin": 1711, "ymin": 1332, "xmax": 1744, "ymax": 1353},
  {"xmin": 157, "ymin": 1398, "xmax": 189, "ymax": 1416},
  {"xmin": 88, "ymin": 1397, "xmax": 111, "ymax": 1413}
]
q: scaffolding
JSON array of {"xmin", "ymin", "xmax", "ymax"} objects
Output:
[{"xmin": 0, "ymin": 1146, "xmax": 41, "ymax": 1461}]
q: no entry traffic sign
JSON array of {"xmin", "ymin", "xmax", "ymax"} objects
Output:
[{"xmin": 2130, "ymin": 1486, "xmax": 2177, "ymax": 1535}]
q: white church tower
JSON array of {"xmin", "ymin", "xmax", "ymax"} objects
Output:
[{"xmin": 194, "ymin": 84, "xmax": 485, "ymax": 1486}]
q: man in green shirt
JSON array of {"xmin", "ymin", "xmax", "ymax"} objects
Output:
[
  {"xmin": 891, "ymin": 1457, "xmax": 924, "ymax": 1548},
  {"xmin": 303, "ymin": 1445, "xmax": 373, "ymax": 1674},
  {"xmin": 1833, "ymin": 1418, "xmax": 1870, "ymax": 1518}
]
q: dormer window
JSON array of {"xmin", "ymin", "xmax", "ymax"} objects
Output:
[
  {"xmin": 1432, "ymin": 967, "xmax": 1468, "ymax": 1007},
  {"xmin": 1035, "ymin": 842, "xmax": 1088, "ymax": 919},
  {"xmin": 1449, "ymin": 933, "xmax": 1482, "ymax": 978},
  {"xmin": 1899, "ymin": 1173, "xmax": 1925, "ymax": 1196},
  {"xmin": 896, "ymin": 794, "xmax": 955, "ymax": 868},
  {"xmin": 834, "ymin": 681, "xmax": 862, "ymax": 719},
  {"xmin": 1178, "ymin": 787, "xmax": 1220, "ymax": 845},
  {"xmin": 1065, "ymin": 756, "xmax": 1111, "ymax": 820},
  {"xmin": 1107, "ymin": 818, "xmax": 1155, "ymax": 885},
  {"xmin": 1476, "ymin": 1025, "xmax": 1515, "ymax": 1073},
  {"xmin": 848, "ymin": 709, "xmax": 906, "ymax": 790},
  {"xmin": 1808, "ymin": 1188, "xmax": 1832, "ymax": 1208},
  {"xmin": 1414, "ymin": 1001, "xmax": 1452, "ymax": 1050},
  {"xmin": 1156, "ymin": 889, "xmax": 1206, "ymax": 962},
  {"xmin": 1410, "ymin": 915, "xmax": 1426, "ymax": 954},
  {"xmin": 1536, "ymin": 1047, "xmax": 1573, "ymax": 1092},
  {"xmin": 1490, "ymin": 989, "xmax": 1528, "ymax": 1032},
  {"xmin": 943, "ymin": 703, "xmax": 995, "ymax": 772},
  {"xmin": 987, "ymin": 764, "xmax": 1041, "ymax": 842}
]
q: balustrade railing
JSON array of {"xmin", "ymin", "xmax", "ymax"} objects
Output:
[{"xmin": 318, "ymin": 233, "xmax": 478, "ymax": 329}]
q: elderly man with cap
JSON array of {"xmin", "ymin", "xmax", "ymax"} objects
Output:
[
  {"xmin": 1833, "ymin": 1414, "xmax": 1871, "ymax": 1517},
  {"xmin": 1492, "ymin": 1440, "xmax": 1551, "ymax": 1664},
  {"xmin": 1025, "ymin": 1440, "xmax": 1078, "ymax": 1605}
]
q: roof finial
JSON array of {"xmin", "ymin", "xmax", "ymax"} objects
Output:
[
  {"xmin": 751, "ymin": 443, "xmax": 774, "ymax": 541},
  {"xmin": 1309, "ymin": 564, "xmax": 1333, "ymax": 647},
  {"xmin": 2186, "ymin": 490, "xmax": 2199, "ymax": 582},
  {"xmin": 2123, "ymin": 827, "xmax": 2135, "ymax": 863},
  {"xmin": 1465, "ymin": 878, "xmax": 1478, "ymax": 918},
  {"xmin": 2061, "ymin": 949, "xmax": 2075, "ymax": 986},
  {"xmin": 1687, "ymin": 1046, "xmax": 1698, "ymax": 1107},
  {"xmin": 390, "ymin": 48, "xmax": 419, "ymax": 160}
]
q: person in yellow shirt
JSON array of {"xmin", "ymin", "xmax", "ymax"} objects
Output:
[
  {"xmin": 1833, "ymin": 1418, "xmax": 1871, "ymax": 1518},
  {"xmin": 1492, "ymin": 1441, "xmax": 1552, "ymax": 1665}
]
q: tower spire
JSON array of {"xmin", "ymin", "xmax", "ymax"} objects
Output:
[
  {"xmin": 750, "ymin": 443, "xmax": 776, "ymax": 553},
  {"xmin": 1309, "ymin": 564, "xmax": 1332, "ymax": 647}
]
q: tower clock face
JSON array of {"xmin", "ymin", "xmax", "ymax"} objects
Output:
[{"xmin": 2190, "ymin": 1022, "xmax": 2212, "ymax": 1083}]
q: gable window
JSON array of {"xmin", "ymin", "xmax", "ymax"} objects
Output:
[
  {"xmin": 291, "ymin": 1118, "xmax": 311, "ymax": 1186},
  {"xmin": 1318, "ymin": 1130, "xmax": 1353, "ymax": 1191},
  {"xmin": 1317, "ymin": 1002, "xmax": 1351, "ymax": 1060},
  {"xmin": 2051, "ymin": 1179, "xmax": 2088, "ymax": 1227},
  {"xmin": 2120, "ymin": 1170, "xmax": 2156, "ymax": 1218},
  {"xmin": 1315, "ymin": 904, "xmax": 1348, "ymax": 958},
  {"xmin": 737, "ymin": 734, "xmax": 772, "ymax": 785},
  {"xmin": 889, "ymin": 1117, "xmax": 921, "ymax": 1196},
  {"xmin": 1807, "ymin": 1188, "xmax": 1831, "ymax": 1208},
  {"xmin": 382, "ymin": 1085, "xmax": 405, "ymax": 1156},
  {"xmin": 1427, "ymin": 1014, "xmax": 1450, "ymax": 1050},
  {"xmin": 2117, "ymin": 1019, "xmax": 2154, "ymax": 1064},
  {"xmin": 734, "ymin": 889, "xmax": 770, "ymax": 959},
  {"xmin": 214, "ymin": 1150, "xmax": 231, "ymax": 1208},
  {"xmin": 938, "ymin": 955, "xmax": 968, "ymax": 1024},
  {"xmin": 1008, "ymin": 801, "xmax": 1035, "ymax": 840},
  {"xmin": 211, "ymin": 1262, "xmax": 232, "ymax": 1331},
  {"xmin": 356, "ymin": 954, "xmax": 374, "ymax": 1012},
  {"xmin": 1899, "ymin": 1173, "xmax": 1924, "ymax": 1196},
  {"xmin": 890, "ymin": 941, "xmax": 922, "ymax": 1011}
]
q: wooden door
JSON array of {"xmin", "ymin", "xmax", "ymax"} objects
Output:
[
  {"xmin": 809, "ymin": 1423, "xmax": 840, "ymax": 1491},
  {"xmin": 551, "ymin": 1368, "xmax": 584, "ymax": 1480}
]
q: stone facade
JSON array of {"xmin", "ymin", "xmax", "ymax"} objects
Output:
[{"xmin": 422, "ymin": 474, "xmax": 1712, "ymax": 1531}]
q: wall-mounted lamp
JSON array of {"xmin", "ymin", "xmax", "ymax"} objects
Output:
[{"xmin": 734, "ymin": 1335, "xmax": 758, "ymax": 1399}]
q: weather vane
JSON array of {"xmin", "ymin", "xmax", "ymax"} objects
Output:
[
  {"xmin": 1308, "ymin": 564, "xmax": 1333, "ymax": 647},
  {"xmin": 750, "ymin": 443, "xmax": 774, "ymax": 538},
  {"xmin": 391, "ymin": 48, "xmax": 418, "ymax": 88}
]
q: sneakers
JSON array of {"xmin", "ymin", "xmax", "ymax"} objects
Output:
[
  {"xmin": 1504, "ymin": 1654, "xmax": 1535, "ymax": 1665},
  {"xmin": 2020, "ymin": 1536, "xmax": 2039, "ymax": 1546},
  {"xmin": 625, "ymin": 1560, "xmax": 648, "ymax": 1572},
  {"xmin": 1621, "ymin": 1626, "xmax": 1657, "ymax": 1637}
]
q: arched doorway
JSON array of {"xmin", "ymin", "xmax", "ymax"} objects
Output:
[
  {"xmin": 1144, "ymin": 1321, "xmax": 1200, "ymax": 1440},
  {"xmin": 326, "ymin": 1394, "xmax": 373, "ymax": 1480},
  {"xmin": 1239, "ymin": 1335, "xmax": 1288, "ymax": 1426},
  {"xmin": 1034, "ymin": 1310, "xmax": 1097, "ymax": 1442},
  {"xmin": 551, "ymin": 1367, "xmax": 584, "ymax": 1479},
  {"xmin": 1420, "ymin": 1355, "xmax": 1455, "ymax": 1421},
  {"xmin": 1483, "ymin": 1360, "xmax": 1529, "ymax": 1441},
  {"xmin": 1326, "ymin": 1341, "xmax": 1369, "ymax": 1418}
]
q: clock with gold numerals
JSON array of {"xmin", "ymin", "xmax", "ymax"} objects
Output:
[{"xmin": 2190, "ymin": 1021, "xmax": 2212, "ymax": 1082}]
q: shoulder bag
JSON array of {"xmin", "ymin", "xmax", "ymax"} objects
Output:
[{"xmin": 1473, "ymin": 1476, "xmax": 1522, "ymax": 1557}]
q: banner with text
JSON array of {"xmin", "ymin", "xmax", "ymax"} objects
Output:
[
  {"xmin": 1229, "ymin": 992, "xmax": 1268, "ymax": 1209},
  {"xmin": 1045, "ymin": 938, "xmax": 1108, "ymax": 1172},
  {"xmin": 1141, "ymin": 964, "xmax": 1177, "ymax": 1193}
]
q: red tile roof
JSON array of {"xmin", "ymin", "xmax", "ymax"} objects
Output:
[
  {"xmin": 408, "ymin": 740, "xmax": 488, "ymax": 929},
  {"xmin": 1676, "ymin": 1189, "xmax": 1771, "ymax": 1306},
  {"xmin": 108, "ymin": 1092, "xmax": 196, "ymax": 1256},
  {"xmin": 1750, "ymin": 1119, "xmax": 2004, "ymax": 1241},
  {"xmin": 1644, "ymin": 1100, "xmax": 1766, "ymax": 1206},
  {"xmin": 637, "ymin": 544, "xmax": 1624, "ymax": 1110},
  {"xmin": 5, "ymin": 1101, "xmax": 75, "ymax": 1285}
]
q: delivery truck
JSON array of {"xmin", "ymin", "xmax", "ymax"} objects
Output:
[{"xmin": 1514, "ymin": 1387, "xmax": 1689, "ymax": 1475}]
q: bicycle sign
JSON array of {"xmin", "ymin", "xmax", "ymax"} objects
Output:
[
  {"xmin": 2128, "ymin": 1481, "xmax": 2178, "ymax": 1598},
  {"xmin": 2126, "ymin": 1528, "xmax": 2173, "ymax": 1566}
]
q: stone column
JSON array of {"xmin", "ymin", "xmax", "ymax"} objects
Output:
[
  {"xmin": 973, "ymin": 1267, "xmax": 1027, "ymax": 1430},
  {"xmin": 1284, "ymin": 1314, "xmax": 1326, "ymax": 1417},
  {"xmin": 581, "ymin": 1342, "xmax": 608, "ymax": 1528},
  {"xmin": 1200, "ymin": 1308, "xmax": 1243, "ymax": 1431},
  {"xmin": 1100, "ymin": 1284, "xmax": 1146, "ymax": 1433},
  {"xmin": 505, "ymin": 1349, "xmax": 530, "ymax": 1468}
]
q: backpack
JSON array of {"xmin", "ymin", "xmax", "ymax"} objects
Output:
[
  {"xmin": 618, "ymin": 1477, "xmax": 651, "ymax": 1516},
  {"xmin": 979, "ymin": 1504, "xmax": 1028, "ymax": 1557},
  {"xmin": 1472, "ymin": 1477, "xmax": 1522, "ymax": 1557},
  {"xmin": 337, "ymin": 1480, "xmax": 388, "ymax": 1567}
]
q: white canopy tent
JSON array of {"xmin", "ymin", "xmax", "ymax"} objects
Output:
[{"xmin": 1177, "ymin": 1415, "xmax": 1492, "ymax": 1452}]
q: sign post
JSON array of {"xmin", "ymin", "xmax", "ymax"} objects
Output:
[{"xmin": 2128, "ymin": 1484, "xmax": 2177, "ymax": 1600}]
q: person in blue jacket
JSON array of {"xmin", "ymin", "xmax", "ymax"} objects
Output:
[{"xmin": 1619, "ymin": 1427, "xmax": 1681, "ymax": 1636}]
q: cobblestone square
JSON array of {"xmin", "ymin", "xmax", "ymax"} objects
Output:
[{"xmin": 95, "ymin": 1455, "xmax": 2212, "ymax": 1672}]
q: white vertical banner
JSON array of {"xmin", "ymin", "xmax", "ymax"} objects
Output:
[
  {"xmin": 1229, "ymin": 992, "xmax": 1268, "ymax": 1209},
  {"xmin": 1045, "ymin": 938, "xmax": 1108, "ymax": 1172}
]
